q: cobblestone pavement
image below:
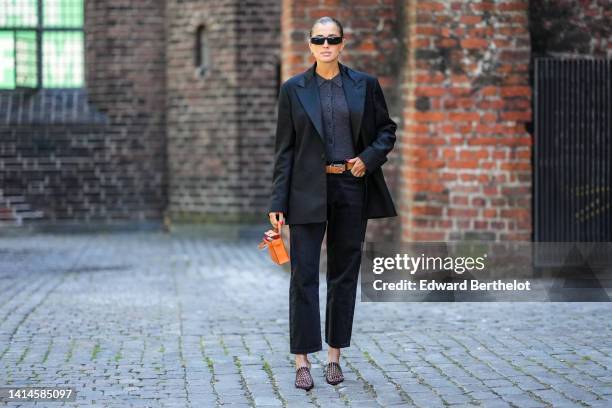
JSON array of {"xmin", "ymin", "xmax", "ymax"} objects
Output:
[{"xmin": 0, "ymin": 229, "xmax": 611, "ymax": 407}]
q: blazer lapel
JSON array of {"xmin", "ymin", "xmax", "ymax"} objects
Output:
[
  {"xmin": 295, "ymin": 61, "xmax": 366, "ymax": 148},
  {"xmin": 339, "ymin": 62, "xmax": 366, "ymax": 146},
  {"xmin": 296, "ymin": 64, "xmax": 325, "ymax": 145}
]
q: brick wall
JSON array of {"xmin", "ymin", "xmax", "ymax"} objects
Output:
[
  {"xmin": 165, "ymin": 0, "xmax": 281, "ymax": 223},
  {"xmin": 1, "ymin": 0, "xmax": 608, "ymax": 235},
  {"xmin": 0, "ymin": 0, "xmax": 167, "ymax": 226},
  {"xmin": 401, "ymin": 0, "xmax": 533, "ymax": 241},
  {"xmin": 84, "ymin": 0, "xmax": 167, "ymax": 223},
  {"xmin": 280, "ymin": 0, "xmax": 406, "ymax": 242},
  {"xmin": 530, "ymin": 0, "xmax": 612, "ymax": 58}
]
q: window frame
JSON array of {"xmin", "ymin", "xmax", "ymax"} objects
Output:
[{"xmin": 0, "ymin": 0, "xmax": 84, "ymax": 90}]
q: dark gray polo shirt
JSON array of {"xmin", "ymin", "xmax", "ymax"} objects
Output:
[{"xmin": 315, "ymin": 71, "xmax": 356, "ymax": 162}]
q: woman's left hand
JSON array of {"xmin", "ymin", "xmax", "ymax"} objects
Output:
[{"xmin": 347, "ymin": 157, "xmax": 367, "ymax": 177}]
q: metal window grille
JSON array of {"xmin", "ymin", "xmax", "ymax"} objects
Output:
[{"xmin": 534, "ymin": 58, "xmax": 612, "ymax": 242}]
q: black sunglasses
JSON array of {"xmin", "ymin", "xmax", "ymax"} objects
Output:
[{"xmin": 310, "ymin": 35, "xmax": 343, "ymax": 45}]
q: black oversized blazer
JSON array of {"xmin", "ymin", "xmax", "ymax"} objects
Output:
[{"xmin": 269, "ymin": 61, "xmax": 398, "ymax": 225}]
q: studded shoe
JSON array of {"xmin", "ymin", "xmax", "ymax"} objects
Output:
[
  {"xmin": 324, "ymin": 361, "xmax": 344, "ymax": 385},
  {"xmin": 295, "ymin": 362, "xmax": 314, "ymax": 391}
]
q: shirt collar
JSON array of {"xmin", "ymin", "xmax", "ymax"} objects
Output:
[{"xmin": 315, "ymin": 70, "xmax": 343, "ymax": 87}]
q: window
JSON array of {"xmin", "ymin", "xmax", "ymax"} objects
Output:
[
  {"xmin": 195, "ymin": 24, "xmax": 210, "ymax": 77},
  {"xmin": 0, "ymin": 0, "xmax": 84, "ymax": 89}
]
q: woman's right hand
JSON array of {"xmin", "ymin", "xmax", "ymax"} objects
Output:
[{"xmin": 268, "ymin": 212, "xmax": 285, "ymax": 229}]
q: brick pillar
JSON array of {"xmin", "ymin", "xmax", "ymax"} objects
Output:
[
  {"xmin": 166, "ymin": 0, "xmax": 281, "ymax": 223},
  {"xmin": 401, "ymin": 0, "xmax": 533, "ymax": 241}
]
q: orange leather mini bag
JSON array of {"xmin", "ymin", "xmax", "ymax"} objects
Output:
[{"xmin": 258, "ymin": 223, "xmax": 290, "ymax": 265}]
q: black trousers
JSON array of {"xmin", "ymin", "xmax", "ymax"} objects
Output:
[{"xmin": 288, "ymin": 171, "xmax": 368, "ymax": 354}]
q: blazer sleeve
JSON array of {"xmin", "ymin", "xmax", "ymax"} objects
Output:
[
  {"xmin": 268, "ymin": 83, "xmax": 295, "ymax": 214},
  {"xmin": 358, "ymin": 77, "xmax": 397, "ymax": 173}
]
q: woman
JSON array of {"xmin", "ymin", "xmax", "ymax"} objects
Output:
[{"xmin": 268, "ymin": 16, "xmax": 398, "ymax": 390}]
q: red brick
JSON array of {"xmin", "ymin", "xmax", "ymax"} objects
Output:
[
  {"xmin": 460, "ymin": 38, "xmax": 489, "ymax": 49},
  {"xmin": 461, "ymin": 15, "xmax": 482, "ymax": 25},
  {"xmin": 460, "ymin": 174, "xmax": 477, "ymax": 182},
  {"xmin": 415, "ymin": 26, "xmax": 440, "ymax": 35},
  {"xmin": 450, "ymin": 87, "xmax": 472, "ymax": 96},
  {"xmin": 484, "ymin": 186, "xmax": 499, "ymax": 195},
  {"xmin": 414, "ymin": 73, "xmax": 446, "ymax": 83},
  {"xmin": 468, "ymin": 137, "xmax": 498, "ymax": 146},
  {"xmin": 459, "ymin": 149, "xmax": 489, "ymax": 160},
  {"xmin": 483, "ymin": 209, "xmax": 497, "ymax": 218},
  {"xmin": 412, "ymin": 38, "xmax": 432, "ymax": 48},
  {"xmin": 417, "ymin": 2, "xmax": 446, "ymax": 12},
  {"xmin": 500, "ymin": 162, "xmax": 531, "ymax": 171},
  {"xmin": 450, "ymin": 112, "xmax": 480, "ymax": 122},
  {"xmin": 437, "ymin": 38, "xmax": 458, "ymax": 48},
  {"xmin": 472, "ymin": 197, "xmax": 486, "ymax": 207},
  {"xmin": 474, "ymin": 220, "xmax": 488, "ymax": 229},
  {"xmin": 500, "ymin": 209, "xmax": 530, "ymax": 219},
  {"xmin": 420, "ymin": 159, "xmax": 446, "ymax": 168},
  {"xmin": 497, "ymin": 2, "xmax": 529, "ymax": 11},
  {"xmin": 448, "ymin": 208, "xmax": 478, "ymax": 218},
  {"xmin": 472, "ymin": 2, "xmax": 495, "ymax": 11},
  {"xmin": 481, "ymin": 113, "xmax": 498, "ymax": 123},
  {"xmin": 477, "ymin": 100, "xmax": 505, "ymax": 110},
  {"xmin": 414, "ymin": 111, "xmax": 446, "ymax": 122},
  {"xmin": 447, "ymin": 160, "xmax": 479, "ymax": 169},
  {"xmin": 412, "ymin": 231, "xmax": 447, "ymax": 240},
  {"xmin": 415, "ymin": 86, "xmax": 445, "ymax": 97},
  {"xmin": 413, "ymin": 205, "xmax": 443, "ymax": 216},
  {"xmin": 481, "ymin": 86, "xmax": 498, "ymax": 96},
  {"xmin": 500, "ymin": 86, "xmax": 531, "ymax": 97},
  {"xmin": 500, "ymin": 111, "xmax": 532, "ymax": 121},
  {"xmin": 452, "ymin": 196, "xmax": 469, "ymax": 205},
  {"xmin": 442, "ymin": 148, "xmax": 456, "ymax": 159}
]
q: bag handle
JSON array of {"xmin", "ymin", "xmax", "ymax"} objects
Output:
[{"xmin": 257, "ymin": 221, "xmax": 283, "ymax": 250}]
